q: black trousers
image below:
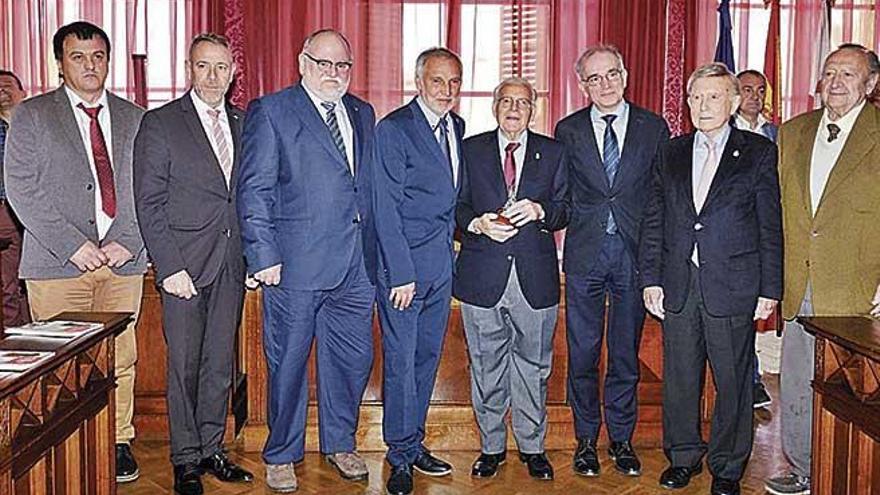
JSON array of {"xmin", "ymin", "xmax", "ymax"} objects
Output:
[
  {"xmin": 162, "ymin": 261, "xmax": 244, "ymax": 466},
  {"xmin": 661, "ymin": 265, "xmax": 755, "ymax": 481}
]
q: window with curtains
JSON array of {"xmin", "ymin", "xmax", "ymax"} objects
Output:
[
  {"xmin": 3, "ymin": 0, "xmax": 190, "ymax": 108},
  {"xmin": 402, "ymin": 1, "xmax": 552, "ymax": 136}
]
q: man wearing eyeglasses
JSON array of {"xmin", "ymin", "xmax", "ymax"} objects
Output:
[
  {"xmin": 237, "ymin": 29, "xmax": 378, "ymax": 492},
  {"xmin": 554, "ymin": 44, "xmax": 669, "ymax": 478},
  {"xmin": 454, "ymin": 77, "xmax": 568, "ymax": 481}
]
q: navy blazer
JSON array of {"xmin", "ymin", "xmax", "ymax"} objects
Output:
[
  {"xmin": 453, "ymin": 130, "xmax": 568, "ymax": 309},
  {"xmin": 373, "ymin": 98, "xmax": 465, "ymax": 287},
  {"xmin": 555, "ymin": 104, "xmax": 669, "ymax": 276},
  {"xmin": 237, "ymin": 83, "xmax": 377, "ymax": 289},
  {"xmin": 638, "ymin": 127, "xmax": 783, "ymax": 317}
]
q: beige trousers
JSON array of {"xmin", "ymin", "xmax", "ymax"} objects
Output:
[{"xmin": 26, "ymin": 266, "xmax": 143, "ymax": 444}]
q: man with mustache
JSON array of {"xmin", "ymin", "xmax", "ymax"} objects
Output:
[
  {"xmin": 237, "ymin": 29, "xmax": 378, "ymax": 492},
  {"xmin": 134, "ymin": 33, "xmax": 253, "ymax": 495},
  {"xmin": 0, "ymin": 69, "xmax": 29, "ymax": 327},
  {"xmin": 554, "ymin": 44, "xmax": 669, "ymax": 478},
  {"xmin": 765, "ymin": 44, "xmax": 880, "ymax": 495},
  {"xmin": 454, "ymin": 77, "xmax": 568, "ymax": 481},
  {"xmin": 4, "ymin": 21, "xmax": 147, "ymax": 483},
  {"xmin": 640, "ymin": 62, "xmax": 782, "ymax": 495},
  {"xmin": 373, "ymin": 47, "xmax": 465, "ymax": 495}
]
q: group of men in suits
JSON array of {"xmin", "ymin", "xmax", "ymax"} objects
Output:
[{"xmin": 3, "ymin": 17, "xmax": 880, "ymax": 495}]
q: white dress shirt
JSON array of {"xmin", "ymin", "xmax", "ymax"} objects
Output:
[
  {"xmin": 810, "ymin": 101, "xmax": 864, "ymax": 216},
  {"xmin": 65, "ymin": 85, "xmax": 114, "ymax": 240},
  {"xmin": 190, "ymin": 90, "xmax": 234, "ymax": 178},
  {"xmin": 416, "ymin": 96, "xmax": 460, "ymax": 187},
  {"xmin": 497, "ymin": 128, "xmax": 528, "ymax": 195},
  {"xmin": 590, "ymin": 100, "xmax": 629, "ymax": 157},
  {"xmin": 303, "ymin": 83, "xmax": 355, "ymax": 175}
]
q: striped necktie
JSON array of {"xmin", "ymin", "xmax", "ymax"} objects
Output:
[
  {"xmin": 602, "ymin": 114, "xmax": 619, "ymax": 234},
  {"xmin": 207, "ymin": 109, "xmax": 232, "ymax": 186},
  {"xmin": 321, "ymin": 101, "xmax": 350, "ymax": 172}
]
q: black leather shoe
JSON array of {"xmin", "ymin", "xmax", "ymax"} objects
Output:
[
  {"xmin": 386, "ymin": 464, "xmax": 413, "ymax": 495},
  {"xmin": 198, "ymin": 451, "xmax": 254, "ymax": 483},
  {"xmin": 173, "ymin": 463, "xmax": 203, "ymax": 495},
  {"xmin": 608, "ymin": 441, "xmax": 641, "ymax": 476},
  {"xmin": 519, "ymin": 452, "xmax": 554, "ymax": 480},
  {"xmin": 711, "ymin": 477, "xmax": 741, "ymax": 495},
  {"xmin": 572, "ymin": 438, "xmax": 600, "ymax": 477},
  {"xmin": 471, "ymin": 452, "xmax": 506, "ymax": 477},
  {"xmin": 413, "ymin": 451, "xmax": 453, "ymax": 476},
  {"xmin": 659, "ymin": 463, "xmax": 703, "ymax": 489},
  {"xmin": 116, "ymin": 443, "xmax": 140, "ymax": 483}
]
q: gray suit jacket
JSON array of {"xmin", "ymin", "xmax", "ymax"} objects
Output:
[{"xmin": 4, "ymin": 87, "xmax": 147, "ymax": 280}]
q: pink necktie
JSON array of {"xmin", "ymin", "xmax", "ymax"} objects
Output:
[{"xmin": 207, "ymin": 109, "xmax": 232, "ymax": 185}]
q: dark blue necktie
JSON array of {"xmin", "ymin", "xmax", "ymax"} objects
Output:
[
  {"xmin": 437, "ymin": 117, "xmax": 453, "ymax": 179},
  {"xmin": 321, "ymin": 101, "xmax": 350, "ymax": 171},
  {"xmin": 602, "ymin": 114, "xmax": 619, "ymax": 234}
]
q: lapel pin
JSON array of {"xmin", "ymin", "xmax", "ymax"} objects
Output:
[
  {"xmin": 536, "ymin": 152, "xmax": 541, "ymax": 160},
  {"xmin": 732, "ymin": 150, "xmax": 740, "ymax": 158}
]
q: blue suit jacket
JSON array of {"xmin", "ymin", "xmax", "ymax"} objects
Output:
[
  {"xmin": 453, "ymin": 130, "xmax": 568, "ymax": 309},
  {"xmin": 237, "ymin": 83, "xmax": 377, "ymax": 289},
  {"xmin": 554, "ymin": 104, "xmax": 670, "ymax": 277},
  {"xmin": 638, "ymin": 127, "xmax": 783, "ymax": 317},
  {"xmin": 373, "ymin": 98, "xmax": 465, "ymax": 287}
]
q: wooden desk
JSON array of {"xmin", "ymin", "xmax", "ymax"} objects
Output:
[
  {"xmin": 799, "ymin": 316, "xmax": 880, "ymax": 495},
  {"xmin": 0, "ymin": 312, "xmax": 131, "ymax": 494}
]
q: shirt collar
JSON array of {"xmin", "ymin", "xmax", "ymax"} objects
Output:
[
  {"xmin": 590, "ymin": 100, "xmax": 629, "ymax": 123},
  {"xmin": 416, "ymin": 96, "xmax": 448, "ymax": 130},
  {"xmin": 302, "ymin": 81, "xmax": 344, "ymax": 113},
  {"xmin": 190, "ymin": 90, "xmax": 226, "ymax": 116},
  {"xmin": 497, "ymin": 127, "xmax": 528, "ymax": 151},
  {"xmin": 695, "ymin": 123, "xmax": 732, "ymax": 151},
  {"xmin": 821, "ymin": 100, "xmax": 866, "ymax": 137},
  {"xmin": 734, "ymin": 111, "xmax": 768, "ymax": 131},
  {"xmin": 64, "ymin": 84, "xmax": 108, "ymax": 110}
]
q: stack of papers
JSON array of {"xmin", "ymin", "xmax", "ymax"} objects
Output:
[
  {"xmin": 0, "ymin": 350, "xmax": 54, "ymax": 372},
  {"xmin": 5, "ymin": 320, "xmax": 105, "ymax": 339}
]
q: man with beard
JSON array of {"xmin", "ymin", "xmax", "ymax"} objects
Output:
[{"xmin": 237, "ymin": 29, "xmax": 378, "ymax": 492}]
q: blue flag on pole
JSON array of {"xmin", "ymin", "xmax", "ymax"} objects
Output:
[{"xmin": 714, "ymin": 0, "xmax": 736, "ymax": 72}]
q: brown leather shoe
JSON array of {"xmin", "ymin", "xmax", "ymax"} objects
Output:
[
  {"xmin": 265, "ymin": 463, "xmax": 298, "ymax": 493},
  {"xmin": 325, "ymin": 452, "xmax": 369, "ymax": 481}
]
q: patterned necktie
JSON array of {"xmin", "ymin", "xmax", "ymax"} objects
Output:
[
  {"xmin": 602, "ymin": 114, "xmax": 619, "ymax": 234},
  {"xmin": 77, "ymin": 103, "xmax": 116, "ymax": 218},
  {"xmin": 320, "ymin": 101, "xmax": 350, "ymax": 172},
  {"xmin": 827, "ymin": 123, "xmax": 841, "ymax": 143},
  {"xmin": 437, "ymin": 117, "xmax": 453, "ymax": 181},
  {"xmin": 207, "ymin": 109, "xmax": 232, "ymax": 186},
  {"xmin": 503, "ymin": 142, "xmax": 520, "ymax": 194},
  {"xmin": 694, "ymin": 137, "xmax": 719, "ymax": 214}
]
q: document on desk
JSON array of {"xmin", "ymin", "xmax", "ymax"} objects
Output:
[
  {"xmin": 5, "ymin": 320, "xmax": 105, "ymax": 339},
  {"xmin": 0, "ymin": 350, "xmax": 55, "ymax": 372}
]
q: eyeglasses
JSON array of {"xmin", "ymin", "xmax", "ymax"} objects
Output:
[
  {"xmin": 303, "ymin": 52, "xmax": 353, "ymax": 74},
  {"xmin": 496, "ymin": 96, "xmax": 534, "ymax": 109},
  {"xmin": 581, "ymin": 68, "xmax": 624, "ymax": 87}
]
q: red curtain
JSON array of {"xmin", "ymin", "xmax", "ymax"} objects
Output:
[{"xmin": 548, "ymin": 0, "xmax": 600, "ymax": 126}]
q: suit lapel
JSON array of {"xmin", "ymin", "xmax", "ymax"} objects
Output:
[
  {"xmin": 611, "ymin": 107, "xmax": 642, "ymax": 193},
  {"xmin": 483, "ymin": 131, "xmax": 508, "ymax": 201},
  {"xmin": 179, "ymin": 93, "xmax": 228, "ymax": 191},
  {"xmin": 792, "ymin": 111, "xmax": 822, "ymax": 213},
  {"xmin": 673, "ymin": 133, "xmax": 697, "ymax": 217},
  {"xmin": 579, "ymin": 108, "xmax": 608, "ymax": 191},
  {"xmin": 517, "ymin": 131, "xmax": 541, "ymax": 200},
  {"xmin": 107, "ymin": 92, "xmax": 135, "ymax": 180},
  {"xmin": 343, "ymin": 95, "xmax": 362, "ymax": 177},
  {"xmin": 291, "ymin": 84, "xmax": 350, "ymax": 173},
  {"xmin": 409, "ymin": 99, "xmax": 453, "ymax": 183},
  {"xmin": 701, "ymin": 128, "xmax": 744, "ymax": 210},
  {"xmin": 227, "ymin": 104, "xmax": 243, "ymax": 189},
  {"xmin": 817, "ymin": 104, "xmax": 880, "ymax": 210},
  {"xmin": 53, "ymin": 89, "xmax": 91, "ymax": 171}
]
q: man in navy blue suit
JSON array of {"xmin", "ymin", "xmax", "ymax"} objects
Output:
[
  {"xmin": 236, "ymin": 29, "xmax": 377, "ymax": 492},
  {"xmin": 454, "ymin": 78, "xmax": 568, "ymax": 481},
  {"xmin": 639, "ymin": 63, "xmax": 782, "ymax": 495},
  {"xmin": 373, "ymin": 47, "xmax": 465, "ymax": 495},
  {"xmin": 554, "ymin": 45, "xmax": 669, "ymax": 478}
]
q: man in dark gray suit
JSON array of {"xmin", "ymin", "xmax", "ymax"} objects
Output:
[
  {"xmin": 4, "ymin": 21, "xmax": 146, "ymax": 483},
  {"xmin": 134, "ymin": 33, "xmax": 253, "ymax": 495}
]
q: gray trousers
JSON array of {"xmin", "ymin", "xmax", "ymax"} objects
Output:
[
  {"xmin": 461, "ymin": 263, "xmax": 558, "ymax": 455},
  {"xmin": 780, "ymin": 290, "xmax": 815, "ymax": 478}
]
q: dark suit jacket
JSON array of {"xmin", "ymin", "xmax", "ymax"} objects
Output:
[
  {"xmin": 5, "ymin": 87, "xmax": 147, "ymax": 279},
  {"xmin": 453, "ymin": 130, "xmax": 568, "ymax": 309},
  {"xmin": 554, "ymin": 104, "xmax": 669, "ymax": 276},
  {"xmin": 638, "ymin": 127, "xmax": 783, "ymax": 317},
  {"xmin": 373, "ymin": 98, "xmax": 465, "ymax": 287},
  {"xmin": 133, "ymin": 92, "xmax": 245, "ymax": 287},
  {"xmin": 236, "ymin": 83, "xmax": 377, "ymax": 290}
]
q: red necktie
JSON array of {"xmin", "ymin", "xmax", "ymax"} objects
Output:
[
  {"xmin": 77, "ymin": 103, "xmax": 116, "ymax": 218},
  {"xmin": 503, "ymin": 142, "xmax": 520, "ymax": 192}
]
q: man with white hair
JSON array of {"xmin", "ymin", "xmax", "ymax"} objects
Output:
[
  {"xmin": 455, "ymin": 77, "xmax": 568, "ymax": 480},
  {"xmin": 237, "ymin": 29, "xmax": 378, "ymax": 492},
  {"xmin": 639, "ymin": 62, "xmax": 782, "ymax": 495}
]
